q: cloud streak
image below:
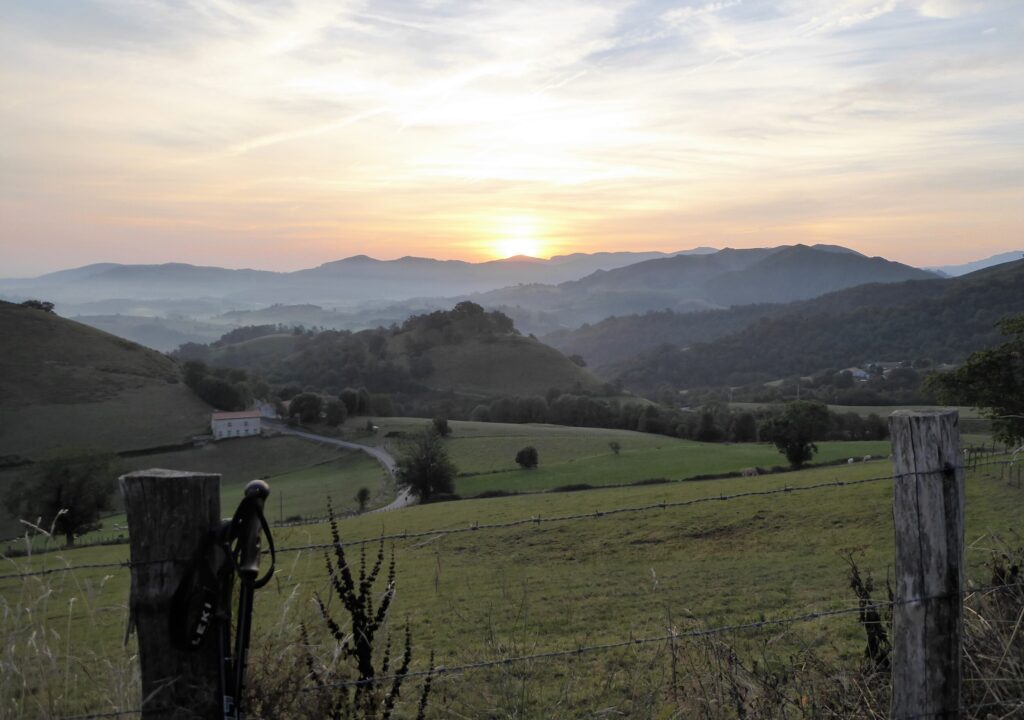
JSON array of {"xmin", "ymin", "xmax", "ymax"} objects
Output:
[{"xmin": 1, "ymin": 0, "xmax": 1022, "ymax": 274}]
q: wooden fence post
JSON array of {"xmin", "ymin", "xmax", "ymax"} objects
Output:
[
  {"xmin": 889, "ymin": 410, "xmax": 964, "ymax": 720},
  {"xmin": 121, "ymin": 469, "xmax": 222, "ymax": 719}
]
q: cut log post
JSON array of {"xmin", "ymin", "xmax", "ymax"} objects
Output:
[
  {"xmin": 888, "ymin": 410, "xmax": 964, "ymax": 720},
  {"xmin": 120, "ymin": 469, "xmax": 222, "ymax": 719}
]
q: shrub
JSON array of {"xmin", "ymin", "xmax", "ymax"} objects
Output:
[{"xmin": 515, "ymin": 446, "xmax": 538, "ymax": 469}]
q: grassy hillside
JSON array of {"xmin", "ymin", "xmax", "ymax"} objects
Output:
[
  {"xmin": 0, "ymin": 435, "xmax": 390, "ymax": 542},
  {"xmin": 3, "ymin": 458, "xmax": 1019, "ymax": 717},
  {"xmin": 357, "ymin": 417, "xmax": 890, "ymax": 495},
  {"xmin": 0, "ymin": 302, "xmax": 211, "ymax": 460}
]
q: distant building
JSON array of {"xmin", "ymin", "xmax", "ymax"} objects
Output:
[
  {"xmin": 211, "ymin": 410, "xmax": 261, "ymax": 440},
  {"xmin": 842, "ymin": 367, "xmax": 870, "ymax": 381}
]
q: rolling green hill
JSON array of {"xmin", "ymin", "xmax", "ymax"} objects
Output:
[{"xmin": 0, "ymin": 301, "xmax": 211, "ymax": 461}]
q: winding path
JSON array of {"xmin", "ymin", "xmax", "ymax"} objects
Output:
[{"xmin": 264, "ymin": 419, "xmax": 415, "ymax": 512}]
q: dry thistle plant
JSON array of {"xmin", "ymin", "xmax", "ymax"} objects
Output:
[{"xmin": 246, "ymin": 497, "xmax": 434, "ymax": 719}]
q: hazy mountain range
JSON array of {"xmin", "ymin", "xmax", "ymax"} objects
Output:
[
  {"xmin": 4, "ymin": 243, "xmax": 1021, "ymax": 354},
  {"xmin": 0, "ymin": 248, "xmax": 718, "ymax": 311},
  {"xmin": 927, "ymin": 250, "xmax": 1024, "ymax": 277}
]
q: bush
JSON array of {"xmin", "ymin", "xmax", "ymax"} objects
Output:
[
  {"xmin": 432, "ymin": 417, "xmax": 451, "ymax": 437},
  {"xmin": 515, "ymin": 446, "xmax": 538, "ymax": 469}
]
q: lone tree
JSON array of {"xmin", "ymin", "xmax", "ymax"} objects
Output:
[
  {"xmin": 515, "ymin": 446, "xmax": 539, "ymax": 469},
  {"xmin": 289, "ymin": 392, "xmax": 323, "ymax": 424},
  {"xmin": 927, "ymin": 315, "xmax": 1024, "ymax": 447},
  {"xmin": 4, "ymin": 449, "xmax": 123, "ymax": 546},
  {"xmin": 432, "ymin": 416, "xmax": 451, "ymax": 437},
  {"xmin": 20, "ymin": 299, "xmax": 55, "ymax": 314},
  {"xmin": 609, "ymin": 440, "xmax": 621, "ymax": 456},
  {"xmin": 761, "ymin": 400, "xmax": 830, "ymax": 468},
  {"xmin": 396, "ymin": 430, "xmax": 456, "ymax": 503},
  {"xmin": 355, "ymin": 486, "xmax": 371, "ymax": 513}
]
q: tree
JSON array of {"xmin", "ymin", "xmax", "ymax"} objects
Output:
[
  {"xmin": 20, "ymin": 299, "xmax": 55, "ymax": 314},
  {"xmin": 515, "ymin": 446, "xmax": 539, "ymax": 469},
  {"xmin": 289, "ymin": 392, "xmax": 323, "ymax": 424},
  {"xmin": 927, "ymin": 315, "xmax": 1024, "ymax": 445},
  {"xmin": 609, "ymin": 440, "xmax": 621, "ymax": 456},
  {"xmin": 761, "ymin": 401, "xmax": 830, "ymax": 468},
  {"xmin": 396, "ymin": 430, "xmax": 456, "ymax": 503},
  {"xmin": 432, "ymin": 416, "xmax": 451, "ymax": 437},
  {"xmin": 731, "ymin": 412, "xmax": 758, "ymax": 443},
  {"xmin": 355, "ymin": 487, "xmax": 371, "ymax": 513},
  {"xmin": 324, "ymin": 399, "xmax": 347, "ymax": 427},
  {"xmin": 470, "ymin": 404, "xmax": 491, "ymax": 422},
  {"xmin": 4, "ymin": 449, "xmax": 122, "ymax": 546},
  {"xmin": 196, "ymin": 376, "xmax": 246, "ymax": 411},
  {"xmin": 339, "ymin": 388, "xmax": 359, "ymax": 415}
]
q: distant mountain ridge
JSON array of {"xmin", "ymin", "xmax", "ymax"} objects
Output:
[
  {"xmin": 928, "ymin": 251, "xmax": 1024, "ymax": 277},
  {"xmin": 606, "ymin": 259, "xmax": 1024, "ymax": 394},
  {"xmin": 0, "ymin": 248, "xmax": 719, "ymax": 310},
  {"xmin": 474, "ymin": 244, "xmax": 935, "ymax": 326}
]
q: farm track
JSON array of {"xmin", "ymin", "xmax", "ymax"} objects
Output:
[{"xmin": 264, "ymin": 420, "xmax": 415, "ymax": 512}]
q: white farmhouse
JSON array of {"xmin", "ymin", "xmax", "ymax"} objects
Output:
[{"xmin": 211, "ymin": 410, "xmax": 262, "ymax": 440}]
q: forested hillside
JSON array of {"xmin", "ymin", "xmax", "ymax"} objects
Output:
[
  {"xmin": 614, "ymin": 260, "xmax": 1024, "ymax": 394},
  {"xmin": 176, "ymin": 302, "xmax": 604, "ymax": 406}
]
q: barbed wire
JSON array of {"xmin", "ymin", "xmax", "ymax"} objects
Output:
[
  {"xmin": 269, "ymin": 462, "xmax": 1011, "ymax": 555},
  {"xmin": 298, "ymin": 581, "xmax": 1024, "ymax": 694},
  {"xmin": 46, "ymin": 581, "xmax": 1024, "ymax": 717},
  {"xmin": 1, "ymin": 461, "xmax": 1012, "ymax": 582},
  {"xmin": 57, "ymin": 709, "xmax": 142, "ymax": 719}
]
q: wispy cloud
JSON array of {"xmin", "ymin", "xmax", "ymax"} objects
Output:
[{"xmin": 1, "ymin": 0, "xmax": 1022, "ymax": 273}]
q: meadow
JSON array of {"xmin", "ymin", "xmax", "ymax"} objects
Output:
[
  {"xmin": 354, "ymin": 417, "xmax": 892, "ymax": 495},
  {"xmin": 3, "ymin": 455, "xmax": 1019, "ymax": 718},
  {"xmin": 0, "ymin": 436, "xmax": 388, "ymax": 545}
]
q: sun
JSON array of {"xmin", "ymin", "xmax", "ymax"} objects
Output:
[{"xmin": 493, "ymin": 216, "xmax": 545, "ymax": 259}]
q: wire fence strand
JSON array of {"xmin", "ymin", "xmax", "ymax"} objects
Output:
[{"xmin": 1, "ymin": 460, "xmax": 1013, "ymax": 582}]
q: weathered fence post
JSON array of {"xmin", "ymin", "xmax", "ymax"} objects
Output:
[
  {"xmin": 889, "ymin": 410, "xmax": 964, "ymax": 720},
  {"xmin": 121, "ymin": 469, "xmax": 222, "ymax": 719}
]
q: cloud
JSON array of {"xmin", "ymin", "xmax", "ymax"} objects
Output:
[{"xmin": 0, "ymin": 0, "xmax": 1022, "ymax": 273}]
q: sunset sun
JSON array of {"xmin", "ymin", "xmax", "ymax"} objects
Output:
[{"xmin": 493, "ymin": 216, "xmax": 545, "ymax": 259}]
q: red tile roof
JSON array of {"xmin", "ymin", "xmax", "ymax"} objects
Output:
[{"xmin": 211, "ymin": 410, "xmax": 261, "ymax": 421}]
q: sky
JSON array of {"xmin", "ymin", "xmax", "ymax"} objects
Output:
[{"xmin": 1, "ymin": 0, "xmax": 1023, "ymax": 275}]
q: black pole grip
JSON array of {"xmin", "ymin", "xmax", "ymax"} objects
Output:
[{"xmin": 236, "ymin": 480, "xmax": 269, "ymax": 579}]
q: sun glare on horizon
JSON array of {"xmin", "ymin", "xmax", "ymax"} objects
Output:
[{"xmin": 493, "ymin": 216, "xmax": 546, "ymax": 259}]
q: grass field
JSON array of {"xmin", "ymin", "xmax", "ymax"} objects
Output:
[
  {"xmin": 729, "ymin": 402, "xmax": 983, "ymax": 418},
  {"xmin": 345, "ymin": 416, "xmax": 891, "ymax": 495},
  {"xmin": 2, "ymin": 456, "xmax": 1020, "ymax": 717},
  {"xmin": 120, "ymin": 435, "xmax": 390, "ymax": 521},
  {"xmin": 0, "ymin": 436, "xmax": 390, "ymax": 542}
]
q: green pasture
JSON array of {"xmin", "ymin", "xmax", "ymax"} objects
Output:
[
  {"xmin": 5, "ymin": 456, "xmax": 1019, "ymax": 717},
  {"xmin": 345, "ymin": 416, "xmax": 891, "ymax": 495},
  {"xmin": 730, "ymin": 401, "xmax": 983, "ymax": 420},
  {"xmin": 0, "ymin": 436, "xmax": 389, "ymax": 544}
]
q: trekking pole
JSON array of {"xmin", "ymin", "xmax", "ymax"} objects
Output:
[{"xmin": 229, "ymin": 480, "xmax": 275, "ymax": 720}]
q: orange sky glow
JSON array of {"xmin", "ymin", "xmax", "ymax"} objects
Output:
[{"xmin": 2, "ymin": 0, "xmax": 1023, "ymax": 275}]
